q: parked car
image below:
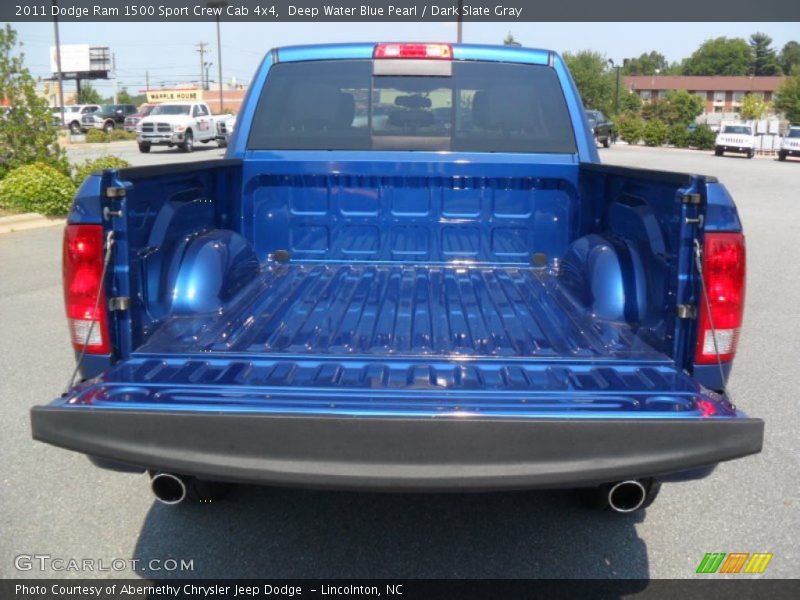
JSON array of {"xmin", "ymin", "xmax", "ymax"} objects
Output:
[
  {"xmin": 136, "ymin": 101, "xmax": 233, "ymax": 152},
  {"xmin": 81, "ymin": 104, "xmax": 137, "ymax": 133},
  {"xmin": 585, "ymin": 109, "xmax": 614, "ymax": 148},
  {"xmin": 715, "ymin": 124, "xmax": 756, "ymax": 158},
  {"xmin": 31, "ymin": 42, "xmax": 762, "ymax": 514},
  {"xmin": 123, "ymin": 103, "xmax": 157, "ymax": 132},
  {"xmin": 53, "ymin": 105, "xmax": 101, "ymax": 134},
  {"xmin": 778, "ymin": 126, "xmax": 800, "ymax": 161}
]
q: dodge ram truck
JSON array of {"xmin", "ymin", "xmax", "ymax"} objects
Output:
[
  {"xmin": 136, "ymin": 101, "xmax": 232, "ymax": 153},
  {"xmin": 31, "ymin": 43, "xmax": 763, "ymax": 513}
]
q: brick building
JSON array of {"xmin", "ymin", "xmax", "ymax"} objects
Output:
[{"xmin": 623, "ymin": 76, "xmax": 786, "ymax": 115}]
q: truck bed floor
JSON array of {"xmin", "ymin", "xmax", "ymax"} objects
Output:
[{"xmin": 141, "ymin": 263, "xmax": 665, "ymax": 362}]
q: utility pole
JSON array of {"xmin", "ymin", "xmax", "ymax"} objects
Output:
[
  {"xmin": 112, "ymin": 53, "xmax": 118, "ymax": 104},
  {"xmin": 145, "ymin": 70, "xmax": 150, "ymax": 93},
  {"xmin": 207, "ymin": 1, "xmax": 228, "ymax": 113},
  {"xmin": 196, "ymin": 41, "xmax": 209, "ymax": 92},
  {"xmin": 51, "ymin": 0, "xmax": 65, "ymax": 123},
  {"xmin": 457, "ymin": 0, "xmax": 463, "ymax": 43},
  {"xmin": 216, "ymin": 13, "xmax": 224, "ymax": 112}
]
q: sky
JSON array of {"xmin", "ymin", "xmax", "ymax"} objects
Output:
[{"xmin": 8, "ymin": 21, "xmax": 800, "ymax": 98}]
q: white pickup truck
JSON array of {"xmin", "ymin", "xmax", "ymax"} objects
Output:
[
  {"xmin": 778, "ymin": 126, "xmax": 800, "ymax": 162},
  {"xmin": 136, "ymin": 101, "xmax": 233, "ymax": 153},
  {"xmin": 714, "ymin": 123, "xmax": 756, "ymax": 158}
]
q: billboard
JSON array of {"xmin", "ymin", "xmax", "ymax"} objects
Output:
[
  {"xmin": 50, "ymin": 44, "xmax": 90, "ymax": 73},
  {"xmin": 50, "ymin": 45, "xmax": 111, "ymax": 77}
]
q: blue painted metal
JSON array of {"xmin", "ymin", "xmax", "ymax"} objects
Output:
[
  {"xmin": 239, "ymin": 156, "xmax": 580, "ymax": 264},
  {"xmin": 60, "ymin": 42, "xmax": 745, "ymax": 428},
  {"xmin": 138, "ymin": 263, "xmax": 665, "ymax": 359},
  {"xmin": 704, "ymin": 182, "xmax": 743, "ymax": 232},
  {"xmin": 59, "ymin": 354, "xmax": 740, "ymax": 420}
]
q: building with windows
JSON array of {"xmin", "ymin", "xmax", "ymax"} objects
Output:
[{"xmin": 623, "ymin": 76, "xmax": 786, "ymax": 115}]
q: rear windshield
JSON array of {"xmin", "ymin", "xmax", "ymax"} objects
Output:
[
  {"xmin": 723, "ymin": 125, "xmax": 752, "ymax": 134},
  {"xmin": 247, "ymin": 60, "xmax": 577, "ymax": 153}
]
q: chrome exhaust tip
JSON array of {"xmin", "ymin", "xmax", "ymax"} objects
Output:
[
  {"xmin": 150, "ymin": 472, "xmax": 188, "ymax": 505},
  {"xmin": 607, "ymin": 480, "xmax": 647, "ymax": 513}
]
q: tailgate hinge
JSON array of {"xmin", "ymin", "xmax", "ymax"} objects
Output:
[
  {"xmin": 109, "ymin": 297, "xmax": 131, "ymax": 312},
  {"xmin": 676, "ymin": 304, "xmax": 697, "ymax": 319}
]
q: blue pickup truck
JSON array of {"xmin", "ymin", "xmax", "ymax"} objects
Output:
[{"xmin": 32, "ymin": 43, "xmax": 762, "ymax": 513}]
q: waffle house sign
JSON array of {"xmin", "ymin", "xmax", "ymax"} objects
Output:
[{"xmin": 146, "ymin": 89, "xmax": 203, "ymax": 103}]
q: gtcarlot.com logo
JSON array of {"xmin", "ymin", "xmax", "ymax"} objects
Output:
[
  {"xmin": 14, "ymin": 554, "xmax": 194, "ymax": 572},
  {"xmin": 696, "ymin": 552, "xmax": 773, "ymax": 574}
]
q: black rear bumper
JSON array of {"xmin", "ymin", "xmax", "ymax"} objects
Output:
[{"xmin": 30, "ymin": 406, "xmax": 763, "ymax": 491}]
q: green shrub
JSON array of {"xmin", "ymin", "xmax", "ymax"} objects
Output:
[
  {"xmin": 107, "ymin": 129, "xmax": 136, "ymax": 141},
  {"xmin": 642, "ymin": 119, "xmax": 669, "ymax": 146},
  {"xmin": 616, "ymin": 114, "xmax": 645, "ymax": 145},
  {"xmin": 0, "ymin": 162, "xmax": 76, "ymax": 216},
  {"xmin": 689, "ymin": 124, "xmax": 717, "ymax": 150},
  {"xmin": 669, "ymin": 124, "xmax": 691, "ymax": 148},
  {"xmin": 73, "ymin": 156, "xmax": 131, "ymax": 185},
  {"xmin": 85, "ymin": 128, "xmax": 108, "ymax": 143}
]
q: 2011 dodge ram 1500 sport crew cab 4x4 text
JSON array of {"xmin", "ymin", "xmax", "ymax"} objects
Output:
[{"xmin": 31, "ymin": 43, "xmax": 762, "ymax": 514}]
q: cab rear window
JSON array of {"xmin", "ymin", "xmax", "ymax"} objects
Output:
[{"xmin": 247, "ymin": 59, "xmax": 577, "ymax": 153}]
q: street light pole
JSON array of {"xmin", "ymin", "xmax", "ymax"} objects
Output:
[{"xmin": 608, "ymin": 58, "xmax": 621, "ymax": 114}]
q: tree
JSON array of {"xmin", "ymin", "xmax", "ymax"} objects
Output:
[
  {"xmin": 0, "ymin": 24, "xmax": 66, "ymax": 179},
  {"xmin": 682, "ymin": 37, "xmax": 752, "ymax": 76},
  {"xmin": 641, "ymin": 98, "xmax": 673, "ymax": 123},
  {"xmin": 77, "ymin": 82, "xmax": 102, "ymax": 105},
  {"xmin": 740, "ymin": 93, "xmax": 770, "ymax": 120},
  {"xmin": 664, "ymin": 89, "xmax": 705, "ymax": 126},
  {"xmin": 780, "ymin": 41, "xmax": 800, "ymax": 76},
  {"xmin": 749, "ymin": 32, "xmax": 782, "ymax": 75},
  {"xmin": 774, "ymin": 74, "xmax": 800, "ymax": 123},
  {"xmin": 615, "ymin": 114, "xmax": 644, "ymax": 145},
  {"xmin": 620, "ymin": 90, "xmax": 642, "ymax": 115},
  {"xmin": 562, "ymin": 50, "xmax": 615, "ymax": 115},
  {"xmin": 116, "ymin": 87, "xmax": 135, "ymax": 105},
  {"xmin": 503, "ymin": 32, "xmax": 520, "ymax": 47},
  {"xmin": 621, "ymin": 51, "xmax": 669, "ymax": 76}
]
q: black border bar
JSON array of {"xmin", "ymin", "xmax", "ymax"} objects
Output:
[
  {"xmin": 3, "ymin": 579, "xmax": 800, "ymax": 599},
  {"xmin": 6, "ymin": 0, "xmax": 800, "ymax": 22}
]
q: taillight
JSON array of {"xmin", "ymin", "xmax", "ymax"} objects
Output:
[
  {"xmin": 373, "ymin": 43, "xmax": 453, "ymax": 59},
  {"xmin": 63, "ymin": 224, "xmax": 110, "ymax": 354},
  {"xmin": 695, "ymin": 232, "xmax": 746, "ymax": 364}
]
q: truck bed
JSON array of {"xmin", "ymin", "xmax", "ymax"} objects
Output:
[{"xmin": 141, "ymin": 262, "xmax": 664, "ymax": 362}]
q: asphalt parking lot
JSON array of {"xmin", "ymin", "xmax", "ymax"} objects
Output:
[{"xmin": 1, "ymin": 144, "xmax": 798, "ymax": 579}]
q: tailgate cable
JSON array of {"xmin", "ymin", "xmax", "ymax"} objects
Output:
[
  {"xmin": 66, "ymin": 230, "xmax": 115, "ymax": 392},
  {"xmin": 693, "ymin": 238, "xmax": 733, "ymax": 405}
]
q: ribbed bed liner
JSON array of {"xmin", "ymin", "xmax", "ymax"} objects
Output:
[{"xmin": 141, "ymin": 263, "xmax": 665, "ymax": 362}]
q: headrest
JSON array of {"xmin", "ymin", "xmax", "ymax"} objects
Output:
[
  {"xmin": 472, "ymin": 87, "xmax": 539, "ymax": 131},
  {"xmin": 286, "ymin": 84, "xmax": 341, "ymax": 130},
  {"xmin": 388, "ymin": 109, "xmax": 435, "ymax": 129},
  {"xmin": 395, "ymin": 95, "xmax": 432, "ymax": 109}
]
